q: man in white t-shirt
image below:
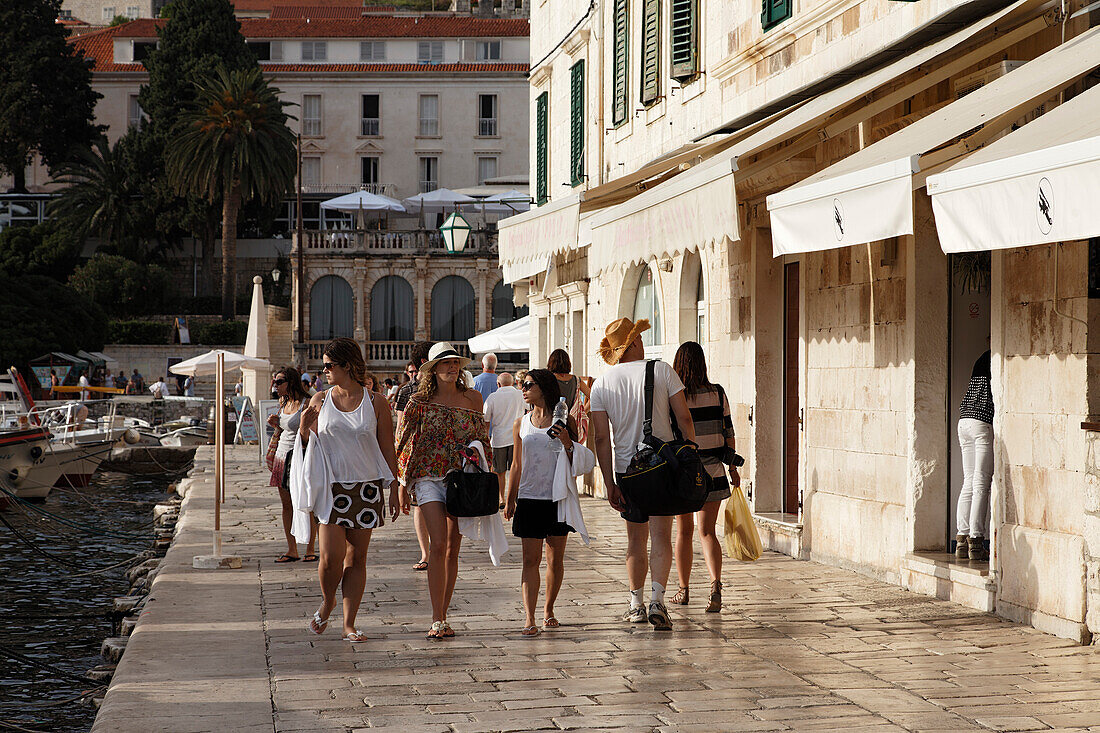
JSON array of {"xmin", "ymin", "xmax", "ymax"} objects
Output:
[
  {"xmin": 590, "ymin": 317, "xmax": 695, "ymax": 631},
  {"xmin": 148, "ymin": 377, "xmax": 169, "ymax": 399},
  {"xmin": 483, "ymin": 372, "xmax": 526, "ymax": 504},
  {"xmin": 78, "ymin": 373, "xmax": 90, "ymax": 401}
]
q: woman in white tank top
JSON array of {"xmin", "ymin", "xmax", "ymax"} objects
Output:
[
  {"xmin": 297, "ymin": 338, "xmax": 400, "ymax": 643},
  {"xmin": 504, "ymin": 369, "xmax": 579, "ymax": 636}
]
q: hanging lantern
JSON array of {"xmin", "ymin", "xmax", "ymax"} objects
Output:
[{"xmin": 440, "ymin": 212, "xmax": 472, "ymax": 253}]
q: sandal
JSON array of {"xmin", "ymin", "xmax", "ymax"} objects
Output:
[
  {"xmin": 427, "ymin": 621, "xmax": 445, "ymax": 639},
  {"xmin": 302, "ymin": 554, "xmax": 318, "ymax": 562},
  {"xmin": 275, "ymin": 554, "xmax": 299, "ymax": 563},
  {"xmin": 670, "ymin": 586, "xmax": 689, "ymax": 605},
  {"xmin": 343, "ymin": 630, "xmax": 367, "ymax": 643},
  {"xmin": 412, "ymin": 560, "xmax": 428, "ymax": 571},
  {"xmin": 439, "ymin": 621, "xmax": 455, "ymax": 638},
  {"xmin": 543, "ymin": 616, "xmax": 560, "ymax": 628},
  {"xmin": 521, "ymin": 625, "xmax": 539, "ymax": 636},
  {"xmin": 309, "ymin": 609, "xmax": 329, "ymax": 635},
  {"xmin": 706, "ymin": 581, "xmax": 722, "ymax": 614}
]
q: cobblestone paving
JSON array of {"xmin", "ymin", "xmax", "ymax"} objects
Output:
[{"xmin": 182, "ymin": 449, "xmax": 1100, "ymax": 732}]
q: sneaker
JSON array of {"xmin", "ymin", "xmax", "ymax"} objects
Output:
[
  {"xmin": 955, "ymin": 534, "xmax": 969, "ymax": 560},
  {"xmin": 648, "ymin": 601, "xmax": 673, "ymax": 630},
  {"xmin": 621, "ymin": 605, "xmax": 647, "ymax": 624},
  {"xmin": 968, "ymin": 538, "xmax": 989, "ymax": 562}
]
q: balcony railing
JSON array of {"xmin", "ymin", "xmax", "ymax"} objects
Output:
[
  {"xmin": 306, "ymin": 340, "xmax": 472, "ymax": 365},
  {"xmin": 300, "ymin": 182, "xmax": 397, "ymax": 197},
  {"xmin": 296, "ymin": 228, "xmax": 495, "ymax": 254},
  {"xmin": 478, "ymin": 118, "xmax": 498, "ymax": 136},
  {"xmin": 361, "ymin": 118, "xmax": 380, "ymax": 136}
]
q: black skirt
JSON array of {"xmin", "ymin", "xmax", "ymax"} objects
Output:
[{"xmin": 512, "ymin": 498, "xmax": 573, "ymax": 539}]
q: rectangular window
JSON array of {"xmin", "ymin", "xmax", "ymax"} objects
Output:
[
  {"xmin": 477, "ymin": 157, "xmax": 498, "ymax": 185},
  {"xmin": 247, "ymin": 41, "xmax": 271, "ymax": 60},
  {"xmin": 570, "ymin": 60, "xmax": 585, "ymax": 186},
  {"xmin": 476, "ymin": 41, "xmax": 501, "ymax": 61},
  {"xmin": 132, "ymin": 41, "xmax": 156, "ymax": 62},
  {"xmin": 670, "ymin": 0, "xmax": 698, "ymax": 80},
  {"xmin": 612, "ymin": 0, "xmax": 629, "ymax": 125},
  {"xmin": 126, "ymin": 5, "xmax": 139, "ymax": 18},
  {"xmin": 535, "ymin": 91, "xmax": 548, "ymax": 205},
  {"xmin": 359, "ymin": 41, "xmax": 386, "ymax": 61},
  {"xmin": 418, "ymin": 94, "xmax": 439, "ymax": 137},
  {"xmin": 59, "ymin": 9, "xmax": 73, "ymax": 19},
  {"xmin": 301, "ymin": 41, "xmax": 327, "ymax": 61},
  {"xmin": 417, "ymin": 40, "xmax": 443, "ymax": 64},
  {"xmin": 302, "ymin": 94, "xmax": 322, "ymax": 136},
  {"xmin": 127, "ymin": 95, "xmax": 143, "ymax": 129},
  {"xmin": 478, "ymin": 94, "xmax": 498, "ymax": 136},
  {"xmin": 301, "ymin": 156, "xmax": 321, "ymax": 187},
  {"xmin": 102, "ymin": 7, "xmax": 116, "ymax": 21},
  {"xmin": 640, "ymin": 0, "xmax": 660, "ymax": 105},
  {"xmin": 761, "ymin": 0, "xmax": 792, "ymax": 31},
  {"xmin": 269, "ymin": 40, "xmax": 283, "ymax": 60},
  {"xmin": 361, "ymin": 157, "xmax": 379, "ymax": 186},
  {"xmin": 419, "ymin": 157, "xmax": 438, "ymax": 193},
  {"xmin": 361, "ymin": 94, "xmax": 380, "ymax": 136}
]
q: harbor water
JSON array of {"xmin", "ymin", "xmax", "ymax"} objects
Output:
[{"xmin": 0, "ymin": 471, "xmax": 171, "ymax": 733}]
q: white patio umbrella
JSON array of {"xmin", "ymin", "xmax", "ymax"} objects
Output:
[
  {"xmin": 402, "ymin": 188, "xmax": 477, "ymax": 215},
  {"xmin": 242, "ymin": 276, "xmax": 270, "ymax": 430},
  {"xmin": 171, "ymin": 348, "xmax": 270, "ymax": 567},
  {"xmin": 480, "ymin": 189, "xmax": 532, "ymax": 212},
  {"xmin": 468, "ymin": 315, "xmax": 531, "ymax": 354},
  {"xmin": 320, "ymin": 190, "xmax": 407, "ymax": 229}
]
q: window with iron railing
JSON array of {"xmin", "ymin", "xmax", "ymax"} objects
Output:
[
  {"xmin": 128, "ymin": 95, "xmax": 144, "ymax": 129},
  {"xmin": 419, "ymin": 157, "xmax": 438, "ymax": 193},
  {"xmin": 361, "ymin": 94, "xmax": 380, "ymax": 136},
  {"xmin": 302, "ymin": 95, "xmax": 322, "ymax": 136},
  {"xmin": 419, "ymin": 95, "xmax": 439, "ymax": 137},
  {"xmin": 478, "ymin": 94, "xmax": 498, "ymax": 136}
]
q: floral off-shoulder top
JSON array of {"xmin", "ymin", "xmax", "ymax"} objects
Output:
[{"xmin": 396, "ymin": 394, "xmax": 489, "ymax": 485}]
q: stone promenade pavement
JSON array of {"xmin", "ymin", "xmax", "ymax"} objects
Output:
[{"xmin": 93, "ymin": 446, "xmax": 1100, "ymax": 733}]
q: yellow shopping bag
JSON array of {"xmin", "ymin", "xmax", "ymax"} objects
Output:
[{"xmin": 723, "ymin": 484, "xmax": 762, "ymax": 561}]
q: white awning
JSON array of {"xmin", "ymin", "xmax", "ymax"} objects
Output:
[
  {"xmin": 497, "ymin": 195, "xmax": 582, "ymax": 283},
  {"xmin": 468, "ymin": 315, "xmax": 530, "ymax": 353},
  {"xmin": 767, "ymin": 23, "xmax": 1100, "ymax": 256},
  {"xmin": 928, "ymin": 83, "xmax": 1100, "ymax": 252}
]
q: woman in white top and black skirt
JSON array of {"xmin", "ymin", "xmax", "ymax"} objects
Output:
[
  {"xmin": 504, "ymin": 369, "xmax": 578, "ymax": 636},
  {"xmin": 297, "ymin": 338, "xmax": 401, "ymax": 642},
  {"xmin": 268, "ymin": 366, "xmax": 315, "ymax": 562}
]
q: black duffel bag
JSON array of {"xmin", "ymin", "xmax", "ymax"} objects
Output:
[
  {"xmin": 444, "ymin": 448, "xmax": 499, "ymax": 517},
  {"xmin": 618, "ymin": 361, "xmax": 710, "ymax": 517}
]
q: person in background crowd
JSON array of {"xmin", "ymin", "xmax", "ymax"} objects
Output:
[
  {"xmin": 104, "ymin": 372, "xmax": 115, "ymax": 390},
  {"xmin": 383, "ymin": 378, "xmax": 396, "ymax": 399},
  {"xmin": 49, "ymin": 370, "xmax": 59, "ymax": 400},
  {"xmin": 312, "ymin": 375, "xmax": 325, "ymax": 393},
  {"xmin": 149, "ymin": 377, "xmax": 169, "ymax": 399},
  {"xmin": 116, "ymin": 371, "xmax": 128, "ymax": 394},
  {"xmin": 234, "ymin": 380, "xmax": 243, "ymax": 397},
  {"xmin": 184, "ymin": 374, "xmax": 195, "ymax": 397},
  {"xmin": 131, "ymin": 369, "xmax": 144, "ymax": 394},
  {"xmin": 395, "ymin": 346, "xmax": 432, "ymax": 572},
  {"xmin": 364, "ymin": 372, "xmax": 384, "ymax": 395},
  {"xmin": 78, "ymin": 372, "xmax": 90, "ymax": 401},
  {"xmin": 590, "ymin": 318, "xmax": 695, "ymax": 632},
  {"xmin": 955, "ymin": 350, "xmax": 994, "ymax": 562},
  {"xmin": 473, "ymin": 353, "xmax": 499, "ymax": 401},
  {"xmin": 294, "ymin": 338, "xmax": 401, "ymax": 642},
  {"xmin": 547, "ymin": 349, "xmax": 590, "ymax": 411},
  {"xmin": 395, "ymin": 343, "xmax": 488, "ymax": 639},
  {"xmin": 514, "ymin": 370, "xmax": 531, "ymax": 412},
  {"xmin": 504, "ymin": 369, "xmax": 579, "ymax": 636},
  {"xmin": 483, "ymin": 372, "xmax": 526, "ymax": 506},
  {"xmin": 301, "ymin": 374, "xmax": 316, "ymax": 396},
  {"xmin": 670, "ymin": 342, "xmax": 738, "ymax": 613},
  {"xmin": 268, "ymin": 367, "xmax": 315, "ymax": 563}
]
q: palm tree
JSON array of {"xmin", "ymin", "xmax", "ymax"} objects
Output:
[
  {"xmin": 50, "ymin": 135, "xmax": 139, "ymax": 254},
  {"xmin": 166, "ymin": 66, "xmax": 296, "ymax": 320}
]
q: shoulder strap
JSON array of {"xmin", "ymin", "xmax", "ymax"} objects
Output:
[{"xmin": 642, "ymin": 360, "xmax": 655, "ymax": 438}]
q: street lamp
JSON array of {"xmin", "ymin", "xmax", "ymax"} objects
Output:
[
  {"xmin": 271, "ymin": 266, "xmax": 281, "ymax": 284},
  {"xmin": 440, "ymin": 211, "xmax": 471, "ymax": 253}
]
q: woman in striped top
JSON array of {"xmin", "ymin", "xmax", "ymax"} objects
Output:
[{"xmin": 670, "ymin": 341, "xmax": 739, "ymax": 613}]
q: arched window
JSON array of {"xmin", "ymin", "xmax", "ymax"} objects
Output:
[
  {"xmin": 431, "ymin": 275, "xmax": 476, "ymax": 341},
  {"xmin": 491, "ymin": 280, "xmax": 529, "ymax": 329},
  {"xmin": 632, "ymin": 266, "xmax": 662, "ymax": 346},
  {"xmin": 695, "ymin": 267, "xmax": 705, "ymax": 342},
  {"xmin": 309, "ymin": 275, "xmax": 354, "ymax": 340},
  {"xmin": 370, "ymin": 276, "xmax": 414, "ymax": 341}
]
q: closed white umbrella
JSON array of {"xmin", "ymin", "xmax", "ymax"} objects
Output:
[{"xmin": 468, "ymin": 315, "xmax": 531, "ymax": 354}]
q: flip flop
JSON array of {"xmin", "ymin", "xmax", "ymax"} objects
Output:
[
  {"xmin": 439, "ymin": 621, "xmax": 455, "ymax": 638},
  {"xmin": 521, "ymin": 625, "xmax": 539, "ymax": 636},
  {"xmin": 302, "ymin": 554, "xmax": 318, "ymax": 562},
  {"xmin": 427, "ymin": 621, "xmax": 445, "ymax": 639},
  {"xmin": 309, "ymin": 610, "xmax": 329, "ymax": 635},
  {"xmin": 342, "ymin": 630, "xmax": 367, "ymax": 643},
  {"xmin": 412, "ymin": 560, "xmax": 428, "ymax": 571},
  {"xmin": 275, "ymin": 554, "xmax": 299, "ymax": 563},
  {"xmin": 543, "ymin": 617, "xmax": 560, "ymax": 628}
]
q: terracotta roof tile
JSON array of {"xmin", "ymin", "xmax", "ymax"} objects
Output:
[{"xmin": 269, "ymin": 5, "xmax": 365, "ymax": 19}]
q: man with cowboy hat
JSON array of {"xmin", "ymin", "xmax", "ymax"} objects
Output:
[{"xmin": 589, "ymin": 317, "xmax": 695, "ymax": 631}]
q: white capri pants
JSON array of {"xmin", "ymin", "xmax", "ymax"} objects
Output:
[{"xmin": 957, "ymin": 418, "xmax": 993, "ymax": 539}]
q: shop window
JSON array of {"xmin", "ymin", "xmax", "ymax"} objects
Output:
[{"xmin": 632, "ymin": 266, "xmax": 663, "ymax": 347}]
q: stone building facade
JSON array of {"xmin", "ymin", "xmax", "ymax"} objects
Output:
[{"xmin": 500, "ymin": 0, "xmax": 1100, "ymax": 642}]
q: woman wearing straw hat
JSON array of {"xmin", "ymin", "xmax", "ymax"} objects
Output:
[
  {"xmin": 396, "ymin": 342, "xmax": 490, "ymax": 639},
  {"xmin": 589, "ymin": 317, "xmax": 695, "ymax": 631}
]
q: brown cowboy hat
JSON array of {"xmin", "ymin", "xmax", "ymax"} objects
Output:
[{"xmin": 597, "ymin": 317, "xmax": 651, "ymax": 365}]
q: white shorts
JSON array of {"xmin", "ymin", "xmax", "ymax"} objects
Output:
[{"xmin": 412, "ymin": 477, "xmax": 447, "ymax": 506}]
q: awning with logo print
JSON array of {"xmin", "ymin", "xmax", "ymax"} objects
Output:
[
  {"xmin": 766, "ymin": 24, "xmax": 1100, "ymax": 256},
  {"xmin": 927, "ymin": 83, "xmax": 1100, "ymax": 253}
]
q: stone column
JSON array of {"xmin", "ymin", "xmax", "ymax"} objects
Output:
[
  {"xmin": 354, "ymin": 261, "xmax": 367, "ymax": 343},
  {"xmin": 415, "ymin": 258, "xmax": 428, "ymax": 341},
  {"xmin": 477, "ymin": 258, "xmax": 491, "ymax": 332}
]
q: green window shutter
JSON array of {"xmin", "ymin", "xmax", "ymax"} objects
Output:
[
  {"xmin": 612, "ymin": 0, "xmax": 629, "ymax": 126},
  {"xmin": 670, "ymin": 0, "xmax": 697, "ymax": 81},
  {"xmin": 536, "ymin": 92, "xmax": 548, "ymax": 205},
  {"xmin": 761, "ymin": 0, "xmax": 791, "ymax": 31},
  {"xmin": 640, "ymin": 0, "xmax": 661, "ymax": 105},
  {"xmin": 570, "ymin": 60, "xmax": 585, "ymax": 187}
]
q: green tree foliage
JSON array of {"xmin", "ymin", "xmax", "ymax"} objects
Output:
[
  {"xmin": 69, "ymin": 253, "xmax": 171, "ymax": 317},
  {"xmin": 0, "ymin": 0, "xmax": 100, "ymax": 191},
  {"xmin": 0, "ymin": 220, "xmax": 82, "ymax": 279},
  {"xmin": 194, "ymin": 319, "xmax": 246, "ymax": 345},
  {"xmin": 108, "ymin": 14, "xmax": 132, "ymax": 26},
  {"xmin": 0, "ymin": 274, "xmax": 107, "ymax": 370},
  {"xmin": 166, "ymin": 67, "xmax": 295, "ymax": 320}
]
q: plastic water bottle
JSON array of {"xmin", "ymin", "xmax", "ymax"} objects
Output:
[{"xmin": 549, "ymin": 397, "xmax": 568, "ymax": 453}]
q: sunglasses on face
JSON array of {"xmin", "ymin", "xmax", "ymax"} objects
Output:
[
  {"xmin": 520, "ymin": 381, "xmax": 537, "ymax": 391},
  {"xmin": 321, "ymin": 362, "xmax": 338, "ymax": 372},
  {"xmin": 273, "ymin": 378, "xmax": 287, "ymax": 386}
]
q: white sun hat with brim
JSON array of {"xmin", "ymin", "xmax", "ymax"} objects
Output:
[{"xmin": 419, "ymin": 342, "xmax": 472, "ymax": 373}]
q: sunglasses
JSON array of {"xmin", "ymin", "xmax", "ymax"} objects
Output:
[
  {"xmin": 520, "ymin": 381, "xmax": 537, "ymax": 391},
  {"xmin": 321, "ymin": 362, "xmax": 339, "ymax": 372},
  {"xmin": 272, "ymin": 378, "xmax": 287, "ymax": 386}
]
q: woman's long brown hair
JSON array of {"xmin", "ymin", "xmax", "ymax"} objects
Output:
[
  {"xmin": 673, "ymin": 341, "xmax": 712, "ymax": 395},
  {"xmin": 323, "ymin": 338, "xmax": 367, "ymax": 386},
  {"xmin": 277, "ymin": 366, "xmax": 310, "ymax": 406}
]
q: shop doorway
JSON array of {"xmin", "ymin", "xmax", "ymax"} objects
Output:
[
  {"xmin": 947, "ymin": 253, "xmax": 991, "ymax": 550},
  {"xmin": 783, "ymin": 262, "xmax": 801, "ymax": 516}
]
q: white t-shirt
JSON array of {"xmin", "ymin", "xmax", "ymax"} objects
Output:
[
  {"xmin": 149, "ymin": 381, "xmax": 168, "ymax": 398},
  {"xmin": 589, "ymin": 359, "xmax": 684, "ymax": 474},
  {"xmin": 483, "ymin": 385, "xmax": 526, "ymax": 448}
]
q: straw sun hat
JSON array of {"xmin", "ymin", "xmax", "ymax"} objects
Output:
[
  {"xmin": 597, "ymin": 317, "xmax": 651, "ymax": 365},
  {"xmin": 419, "ymin": 342, "xmax": 472, "ymax": 372}
]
